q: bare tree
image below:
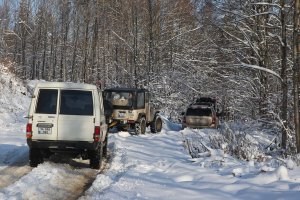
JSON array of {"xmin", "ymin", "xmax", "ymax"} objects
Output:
[
  {"xmin": 280, "ymin": 0, "xmax": 288, "ymax": 149},
  {"xmin": 294, "ymin": 0, "xmax": 300, "ymax": 153}
]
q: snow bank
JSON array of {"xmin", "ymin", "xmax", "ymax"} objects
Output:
[{"xmin": 80, "ymin": 126, "xmax": 300, "ymax": 200}]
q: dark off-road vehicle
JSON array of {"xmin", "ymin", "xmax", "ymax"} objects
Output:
[
  {"xmin": 181, "ymin": 97, "xmax": 219, "ymax": 129},
  {"xmin": 103, "ymin": 88, "xmax": 162, "ymax": 134}
]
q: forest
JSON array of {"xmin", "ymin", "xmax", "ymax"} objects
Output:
[{"xmin": 1, "ymin": 0, "xmax": 300, "ymax": 153}]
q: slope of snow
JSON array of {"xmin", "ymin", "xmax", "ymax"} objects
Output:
[{"xmin": 0, "ymin": 64, "xmax": 30, "ymax": 171}]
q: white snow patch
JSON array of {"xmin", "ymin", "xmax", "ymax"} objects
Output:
[
  {"xmin": 118, "ymin": 131, "xmax": 131, "ymax": 138},
  {"xmin": 174, "ymin": 175, "xmax": 194, "ymax": 182},
  {"xmin": 286, "ymin": 158, "xmax": 295, "ymax": 170},
  {"xmin": 275, "ymin": 166, "xmax": 289, "ymax": 180}
]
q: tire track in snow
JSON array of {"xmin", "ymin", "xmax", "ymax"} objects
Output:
[
  {"xmin": 76, "ymin": 153, "xmax": 113, "ymax": 199},
  {"xmin": 0, "ymin": 152, "xmax": 112, "ymax": 200},
  {"xmin": 0, "ymin": 165, "xmax": 32, "ymax": 188},
  {"xmin": 0, "ymin": 151, "xmax": 32, "ymax": 188},
  {"xmin": 79, "ymin": 143, "xmax": 129, "ymax": 199}
]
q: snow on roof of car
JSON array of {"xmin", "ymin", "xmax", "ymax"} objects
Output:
[
  {"xmin": 35, "ymin": 81, "xmax": 97, "ymax": 90},
  {"xmin": 104, "ymin": 87, "xmax": 147, "ymax": 92}
]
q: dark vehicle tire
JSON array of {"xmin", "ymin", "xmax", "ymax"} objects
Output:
[
  {"xmin": 150, "ymin": 115, "xmax": 163, "ymax": 133},
  {"xmin": 103, "ymin": 134, "xmax": 108, "ymax": 158},
  {"xmin": 29, "ymin": 148, "xmax": 43, "ymax": 167},
  {"xmin": 135, "ymin": 117, "xmax": 146, "ymax": 135},
  {"xmin": 89, "ymin": 143, "xmax": 103, "ymax": 169}
]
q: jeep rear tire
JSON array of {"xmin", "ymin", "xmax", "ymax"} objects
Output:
[
  {"xmin": 89, "ymin": 143, "xmax": 103, "ymax": 169},
  {"xmin": 135, "ymin": 117, "xmax": 146, "ymax": 135},
  {"xmin": 150, "ymin": 115, "xmax": 163, "ymax": 133}
]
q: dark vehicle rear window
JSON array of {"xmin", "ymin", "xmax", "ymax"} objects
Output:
[
  {"xmin": 35, "ymin": 89, "xmax": 58, "ymax": 114},
  {"xmin": 60, "ymin": 90, "xmax": 93, "ymax": 115},
  {"xmin": 186, "ymin": 108, "xmax": 212, "ymax": 116}
]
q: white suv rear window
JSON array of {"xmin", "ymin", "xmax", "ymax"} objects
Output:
[
  {"xmin": 60, "ymin": 90, "xmax": 93, "ymax": 116},
  {"xmin": 35, "ymin": 89, "xmax": 58, "ymax": 114}
]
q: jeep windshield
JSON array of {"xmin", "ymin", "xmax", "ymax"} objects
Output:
[{"xmin": 105, "ymin": 91, "xmax": 134, "ymax": 109}]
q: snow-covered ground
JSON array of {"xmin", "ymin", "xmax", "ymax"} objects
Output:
[{"xmin": 1, "ymin": 64, "xmax": 300, "ymax": 199}]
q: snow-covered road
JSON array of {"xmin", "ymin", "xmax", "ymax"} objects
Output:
[{"xmin": 2, "ymin": 118, "xmax": 300, "ymax": 200}]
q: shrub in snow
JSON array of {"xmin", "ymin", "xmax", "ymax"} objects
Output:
[{"xmin": 183, "ymin": 120, "xmax": 282, "ymax": 165}]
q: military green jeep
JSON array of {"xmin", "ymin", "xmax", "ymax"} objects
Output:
[{"xmin": 103, "ymin": 88, "xmax": 162, "ymax": 134}]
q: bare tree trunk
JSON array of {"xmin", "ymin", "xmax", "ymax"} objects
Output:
[
  {"xmin": 60, "ymin": 2, "xmax": 70, "ymax": 82},
  {"xmin": 147, "ymin": 0, "xmax": 154, "ymax": 87},
  {"xmin": 133, "ymin": 3, "xmax": 138, "ymax": 88},
  {"xmin": 91, "ymin": 16, "xmax": 99, "ymax": 82},
  {"xmin": 31, "ymin": 38, "xmax": 36, "ymax": 80},
  {"xmin": 83, "ymin": 20, "xmax": 89, "ymax": 83},
  {"xmin": 71, "ymin": 17, "xmax": 79, "ymax": 82},
  {"xmin": 281, "ymin": 0, "xmax": 288, "ymax": 149},
  {"xmin": 294, "ymin": 0, "xmax": 300, "ymax": 153},
  {"xmin": 52, "ymin": 37, "xmax": 58, "ymax": 80},
  {"xmin": 41, "ymin": 27, "xmax": 47, "ymax": 80}
]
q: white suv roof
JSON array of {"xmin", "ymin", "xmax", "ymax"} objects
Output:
[{"xmin": 35, "ymin": 82, "xmax": 97, "ymax": 90}]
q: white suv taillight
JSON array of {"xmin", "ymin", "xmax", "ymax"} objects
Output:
[
  {"xmin": 94, "ymin": 126, "xmax": 100, "ymax": 142},
  {"xmin": 26, "ymin": 123, "xmax": 32, "ymax": 138}
]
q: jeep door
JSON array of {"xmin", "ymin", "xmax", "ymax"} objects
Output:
[
  {"xmin": 57, "ymin": 90, "xmax": 95, "ymax": 141},
  {"xmin": 32, "ymin": 89, "xmax": 59, "ymax": 140}
]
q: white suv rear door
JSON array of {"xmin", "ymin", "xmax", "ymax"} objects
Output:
[
  {"xmin": 57, "ymin": 90, "xmax": 95, "ymax": 141},
  {"xmin": 32, "ymin": 89, "xmax": 59, "ymax": 140}
]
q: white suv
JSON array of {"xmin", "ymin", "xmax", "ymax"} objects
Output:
[{"xmin": 26, "ymin": 82, "xmax": 108, "ymax": 169}]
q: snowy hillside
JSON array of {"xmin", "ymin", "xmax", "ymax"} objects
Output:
[
  {"xmin": 0, "ymin": 63, "xmax": 29, "ymax": 126},
  {"xmin": 0, "ymin": 63, "xmax": 31, "ymax": 170},
  {"xmin": 1, "ymin": 64, "xmax": 300, "ymax": 199}
]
